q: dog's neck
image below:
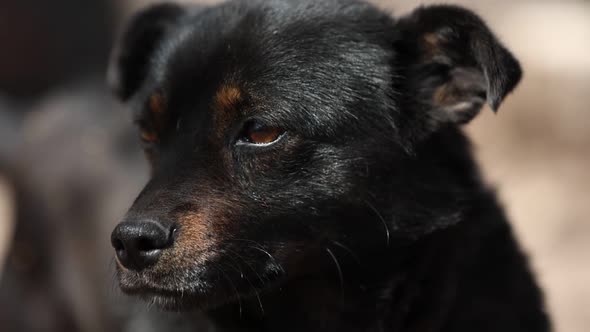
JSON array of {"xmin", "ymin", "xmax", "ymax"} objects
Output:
[
  {"xmin": 197, "ymin": 131, "xmax": 483, "ymax": 331},
  {"xmin": 205, "ymin": 229, "xmax": 462, "ymax": 332}
]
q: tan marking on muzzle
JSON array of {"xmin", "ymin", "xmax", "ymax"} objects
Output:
[{"xmin": 159, "ymin": 212, "xmax": 214, "ymax": 269}]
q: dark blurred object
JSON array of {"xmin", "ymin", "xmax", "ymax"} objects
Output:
[
  {"xmin": 0, "ymin": 82, "xmax": 149, "ymax": 332},
  {"xmin": 0, "ymin": 0, "xmax": 115, "ymax": 98},
  {"xmin": 0, "ymin": 0, "xmax": 146, "ymax": 330}
]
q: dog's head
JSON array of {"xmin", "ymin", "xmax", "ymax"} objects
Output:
[{"xmin": 109, "ymin": 0, "xmax": 520, "ymax": 310}]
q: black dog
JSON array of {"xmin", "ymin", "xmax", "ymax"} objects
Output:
[{"xmin": 109, "ymin": 0, "xmax": 549, "ymax": 331}]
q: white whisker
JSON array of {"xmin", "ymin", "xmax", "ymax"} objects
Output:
[
  {"xmin": 326, "ymin": 247, "xmax": 344, "ymax": 301},
  {"xmin": 365, "ymin": 200, "xmax": 391, "ymax": 248}
]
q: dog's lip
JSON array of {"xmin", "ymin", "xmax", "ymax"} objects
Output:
[
  {"xmin": 118, "ymin": 278, "xmax": 220, "ymax": 310},
  {"xmin": 117, "ymin": 269, "xmax": 210, "ymax": 297},
  {"xmin": 119, "ymin": 282, "xmax": 203, "ymax": 298},
  {"xmin": 121, "ymin": 284, "xmax": 177, "ymax": 296}
]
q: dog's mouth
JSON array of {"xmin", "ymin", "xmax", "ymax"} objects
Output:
[
  {"xmin": 117, "ymin": 271, "xmax": 225, "ymax": 310},
  {"xmin": 114, "ymin": 253, "xmax": 287, "ymax": 311},
  {"xmin": 119, "ymin": 280, "xmax": 208, "ymax": 297},
  {"xmin": 122, "ymin": 286, "xmax": 208, "ymax": 310}
]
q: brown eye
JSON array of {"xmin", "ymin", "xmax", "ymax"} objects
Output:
[{"xmin": 239, "ymin": 120, "xmax": 284, "ymax": 145}]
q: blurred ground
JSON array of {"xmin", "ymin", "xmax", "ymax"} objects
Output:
[
  {"xmin": 0, "ymin": 0, "xmax": 589, "ymax": 331},
  {"xmin": 0, "ymin": 176, "xmax": 14, "ymax": 272}
]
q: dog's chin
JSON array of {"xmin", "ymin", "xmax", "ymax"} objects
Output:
[
  {"xmin": 139, "ymin": 291, "xmax": 217, "ymax": 311},
  {"xmin": 116, "ymin": 270, "xmax": 228, "ymax": 311},
  {"xmin": 120, "ymin": 283, "xmax": 233, "ymax": 311},
  {"xmin": 138, "ymin": 292, "xmax": 198, "ymax": 311},
  {"xmin": 114, "ymin": 255, "xmax": 288, "ymax": 312},
  {"xmin": 117, "ymin": 267, "xmax": 287, "ymax": 312}
]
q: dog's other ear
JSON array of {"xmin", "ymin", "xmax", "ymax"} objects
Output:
[
  {"xmin": 107, "ymin": 3, "xmax": 184, "ymax": 101},
  {"xmin": 395, "ymin": 5, "xmax": 521, "ymax": 126}
]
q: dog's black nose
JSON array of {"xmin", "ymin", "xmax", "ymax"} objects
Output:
[{"xmin": 111, "ymin": 219, "xmax": 174, "ymax": 271}]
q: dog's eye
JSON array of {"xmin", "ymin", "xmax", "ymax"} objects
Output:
[
  {"xmin": 238, "ymin": 120, "xmax": 284, "ymax": 146},
  {"xmin": 140, "ymin": 130, "xmax": 158, "ymax": 144}
]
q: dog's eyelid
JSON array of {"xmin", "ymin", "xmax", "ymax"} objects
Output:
[
  {"xmin": 235, "ymin": 118, "xmax": 286, "ymax": 147},
  {"xmin": 236, "ymin": 131, "xmax": 286, "ymax": 147}
]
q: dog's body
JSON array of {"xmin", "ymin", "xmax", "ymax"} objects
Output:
[{"xmin": 109, "ymin": 0, "xmax": 550, "ymax": 331}]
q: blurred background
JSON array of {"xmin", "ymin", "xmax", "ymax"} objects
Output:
[{"xmin": 0, "ymin": 0, "xmax": 588, "ymax": 331}]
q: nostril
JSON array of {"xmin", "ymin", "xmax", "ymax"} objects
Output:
[
  {"xmin": 111, "ymin": 219, "xmax": 175, "ymax": 271},
  {"xmin": 136, "ymin": 236, "xmax": 159, "ymax": 252},
  {"xmin": 112, "ymin": 238, "xmax": 125, "ymax": 251}
]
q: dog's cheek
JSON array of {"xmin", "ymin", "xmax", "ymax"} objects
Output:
[
  {"xmin": 285, "ymin": 152, "xmax": 366, "ymax": 211},
  {"xmin": 240, "ymin": 143, "xmax": 362, "ymax": 210}
]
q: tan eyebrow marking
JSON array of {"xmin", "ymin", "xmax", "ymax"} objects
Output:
[
  {"xmin": 213, "ymin": 85, "xmax": 242, "ymax": 113},
  {"xmin": 145, "ymin": 92, "xmax": 168, "ymax": 138},
  {"xmin": 211, "ymin": 85, "xmax": 244, "ymax": 139},
  {"xmin": 149, "ymin": 92, "xmax": 167, "ymax": 115}
]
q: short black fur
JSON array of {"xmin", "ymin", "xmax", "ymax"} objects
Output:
[{"xmin": 109, "ymin": 1, "xmax": 549, "ymax": 331}]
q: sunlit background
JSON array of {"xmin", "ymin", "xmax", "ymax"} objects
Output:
[{"xmin": 0, "ymin": 0, "xmax": 588, "ymax": 331}]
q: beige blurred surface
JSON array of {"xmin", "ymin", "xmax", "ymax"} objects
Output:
[{"xmin": 0, "ymin": 177, "xmax": 14, "ymax": 273}]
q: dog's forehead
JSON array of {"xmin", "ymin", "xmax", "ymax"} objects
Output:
[
  {"xmin": 162, "ymin": 2, "xmax": 393, "ymax": 84},
  {"xmin": 146, "ymin": 0, "xmax": 397, "ymax": 131}
]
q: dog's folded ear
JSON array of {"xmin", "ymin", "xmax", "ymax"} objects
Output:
[
  {"xmin": 107, "ymin": 3, "xmax": 184, "ymax": 101},
  {"xmin": 395, "ymin": 5, "xmax": 521, "ymax": 126}
]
